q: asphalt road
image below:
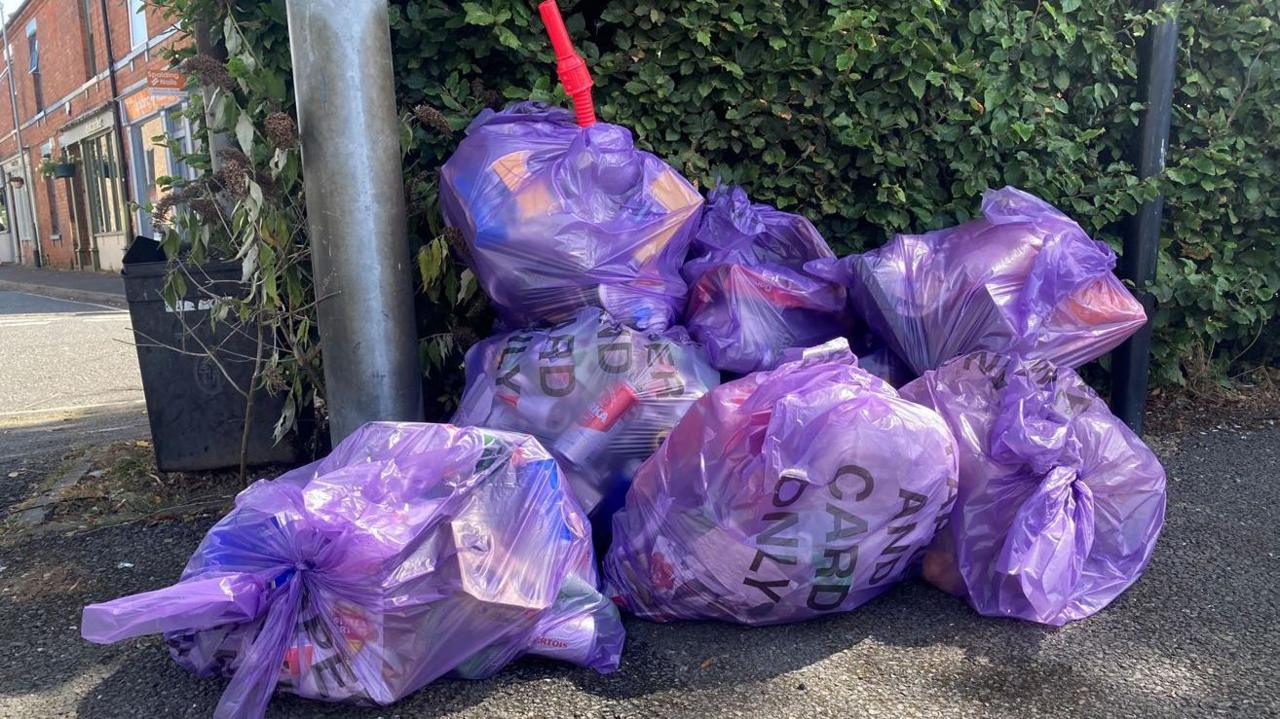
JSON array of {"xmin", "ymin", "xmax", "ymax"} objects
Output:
[
  {"xmin": 0, "ymin": 291, "xmax": 149, "ymax": 471},
  {"xmin": 0, "ymin": 420, "xmax": 1276, "ymax": 718}
]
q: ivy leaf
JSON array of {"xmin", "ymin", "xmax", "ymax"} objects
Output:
[
  {"xmin": 1012, "ymin": 121, "xmax": 1034, "ymax": 141},
  {"xmin": 1191, "ymin": 155, "xmax": 1218, "ymax": 175},
  {"xmin": 273, "ymin": 395, "xmax": 297, "ymax": 444},
  {"xmin": 270, "ymin": 147, "xmax": 290, "ymax": 179},
  {"xmin": 223, "ymin": 16, "xmax": 241, "ymax": 54},
  {"xmin": 457, "ymin": 269, "xmax": 476, "ymax": 306},
  {"xmin": 209, "ymin": 92, "xmax": 235, "ymax": 132},
  {"xmin": 241, "ymin": 243, "xmax": 259, "ymax": 284}
]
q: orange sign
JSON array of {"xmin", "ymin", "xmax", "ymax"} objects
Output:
[
  {"xmin": 147, "ymin": 69, "xmax": 187, "ymax": 97},
  {"xmin": 123, "ymin": 89, "xmax": 181, "ymax": 123}
]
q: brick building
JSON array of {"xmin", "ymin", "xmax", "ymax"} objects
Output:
[{"xmin": 0, "ymin": 0, "xmax": 193, "ymax": 270}]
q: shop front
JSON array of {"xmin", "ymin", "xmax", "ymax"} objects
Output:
[
  {"xmin": 122, "ymin": 75, "xmax": 196, "ymax": 241},
  {"xmin": 60, "ymin": 108, "xmax": 130, "ymax": 271}
]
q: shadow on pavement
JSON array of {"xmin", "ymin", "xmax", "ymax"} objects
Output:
[
  {"xmin": 0, "ymin": 291, "xmax": 125, "ymax": 317},
  {"xmin": 0, "ymin": 522, "xmax": 214, "ymax": 700},
  {"xmin": 0, "ymin": 405, "xmax": 149, "ymax": 494}
]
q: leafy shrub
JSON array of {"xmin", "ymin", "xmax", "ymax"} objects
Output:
[{"xmin": 159, "ymin": 0, "xmax": 1280, "ymax": 417}]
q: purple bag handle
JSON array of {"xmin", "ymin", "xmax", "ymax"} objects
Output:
[
  {"xmin": 84, "ymin": 509, "xmax": 387, "ymax": 718},
  {"xmin": 989, "ymin": 362, "xmax": 1097, "ymax": 617},
  {"xmin": 82, "ymin": 572, "xmax": 265, "ymax": 645}
]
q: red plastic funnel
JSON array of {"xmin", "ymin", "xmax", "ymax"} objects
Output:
[{"xmin": 538, "ymin": 0, "xmax": 595, "ymax": 128}]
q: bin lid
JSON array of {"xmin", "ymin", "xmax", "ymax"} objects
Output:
[{"xmin": 122, "ymin": 236, "xmax": 166, "ymax": 275}]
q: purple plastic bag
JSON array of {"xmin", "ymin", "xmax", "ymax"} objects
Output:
[
  {"xmin": 82, "ymin": 423, "xmax": 623, "ymax": 719},
  {"xmin": 849, "ymin": 330, "xmax": 915, "ymax": 388},
  {"xmin": 899, "ymin": 351, "xmax": 1167, "ymax": 625},
  {"xmin": 682, "ymin": 185, "xmax": 848, "ymax": 373},
  {"xmin": 453, "ymin": 308, "xmax": 719, "ymax": 518},
  {"xmin": 808, "ymin": 187, "xmax": 1146, "ymax": 378},
  {"xmin": 440, "ymin": 103, "xmax": 703, "ymax": 331},
  {"xmin": 604, "ymin": 339, "xmax": 959, "ymax": 626}
]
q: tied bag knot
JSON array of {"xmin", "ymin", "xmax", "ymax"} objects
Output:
[
  {"xmin": 210, "ymin": 514, "xmax": 386, "ymax": 719},
  {"xmin": 988, "ymin": 363, "xmax": 1096, "ymax": 619}
]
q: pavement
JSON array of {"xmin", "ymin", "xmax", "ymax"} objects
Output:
[
  {"xmin": 0, "ymin": 265, "xmax": 126, "ymax": 310},
  {"xmin": 0, "ymin": 425, "xmax": 1277, "ymax": 716},
  {"xmin": 0, "ymin": 284, "xmax": 1277, "ymax": 718},
  {"xmin": 0, "ymin": 291, "xmax": 147, "ymax": 472}
]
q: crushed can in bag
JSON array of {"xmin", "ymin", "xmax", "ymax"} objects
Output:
[
  {"xmin": 899, "ymin": 351, "xmax": 1167, "ymax": 625},
  {"xmin": 683, "ymin": 185, "xmax": 849, "ymax": 373},
  {"xmin": 604, "ymin": 339, "xmax": 959, "ymax": 626},
  {"xmin": 555, "ymin": 380, "xmax": 641, "ymax": 467},
  {"xmin": 453, "ymin": 308, "xmax": 720, "ymax": 520},
  {"xmin": 81, "ymin": 423, "xmax": 624, "ymax": 719},
  {"xmin": 806, "ymin": 186, "xmax": 1146, "ymax": 378},
  {"xmin": 439, "ymin": 102, "xmax": 703, "ymax": 332}
]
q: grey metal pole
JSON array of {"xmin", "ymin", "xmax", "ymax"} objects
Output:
[
  {"xmin": 193, "ymin": 19, "xmax": 236, "ymax": 174},
  {"xmin": 285, "ymin": 0, "xmax": 423, "ymax": 443},
  {"xmin": 1111, "ymin": 2, "xmax": 1178, "ymax": 434}
]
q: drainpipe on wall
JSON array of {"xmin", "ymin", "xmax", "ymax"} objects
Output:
[
  {"xmin": 97, "ymin": 0, "xmax": 136, "ymax": 242},
  {"xmin": 0, "ymin": 13, "xmax": 44, "ymax": 268}
]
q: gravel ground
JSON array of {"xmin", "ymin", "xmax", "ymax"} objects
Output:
[{"xmin": 1, "ymin": 422, "xmax": 1277, "ymax": 719}]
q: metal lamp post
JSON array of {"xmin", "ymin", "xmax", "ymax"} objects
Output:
[{"xmin": 285, "ymin": 0, "xmax": 423, "ymax": 443}]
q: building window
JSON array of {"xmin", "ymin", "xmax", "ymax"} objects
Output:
[
  {"xmin": 128, "ymin": 0, "xmax": 148, "ymax": 49},
  {"xmin": 26, "ymin": 21, "xmax": 41, "ymax": 113},
  {"xmin": 131, "ymin": 105, "xmax": 195, "ymax": 238},
  {"xmin": 84, "ymin": 132, "xmax": 125, "ymax": 236},
  {"xmin": 80, "ymin": 0, "xmax": 98, "ymax": 77}
]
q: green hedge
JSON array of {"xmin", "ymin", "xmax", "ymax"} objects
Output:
[{"xmin": 187, "ymin": 0, "xmax": 1280, "ymax": 403}]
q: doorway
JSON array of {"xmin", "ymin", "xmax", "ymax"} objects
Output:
[
  {"xmin": 0, "ymin": 184, "xmax": 13, "ymax": 263},
  {"xmin": 2, "ymin": 157, "xmax": 37, "ymax": 266},
  {"xmin": 63, "ymin": 144, "xmax": 94, "ymax": 270},
  {"xmin": 77, "ymin": 131, "xmax": 128, "ymax": 271}
]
